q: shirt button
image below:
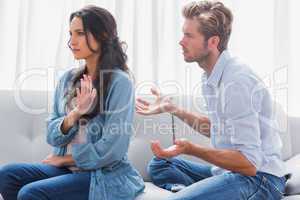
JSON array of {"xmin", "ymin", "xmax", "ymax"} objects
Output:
[{"xmin": 213, "ymin": 125, "xmax": 218, "ymax": 132}]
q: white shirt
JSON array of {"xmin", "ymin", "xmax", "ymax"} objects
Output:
[{"xmin": 201, "ymin": 50, "xmax": 286, "ymax": 177}]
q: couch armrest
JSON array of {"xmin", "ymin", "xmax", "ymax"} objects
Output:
[{"xmin": 285, "ymin": 154, "xmax": 300, "ymax": 195}]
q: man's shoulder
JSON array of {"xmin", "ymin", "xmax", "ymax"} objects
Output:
[{"xmin": 222, "ymin": 58, "xmax": 263, "ymax": 89}]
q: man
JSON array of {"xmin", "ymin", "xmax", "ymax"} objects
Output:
[{"xmin": 136, "ymin": 1, "xmax": 287, "ymax": 199}]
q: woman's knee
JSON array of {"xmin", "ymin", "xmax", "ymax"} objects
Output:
[
  {"xmin": 17, "ymin": 184, "xmax": 43, "ymax": 200},
  {"xmin": 0, "ymin": 164, "xmax": 22, "ymax": 191}
]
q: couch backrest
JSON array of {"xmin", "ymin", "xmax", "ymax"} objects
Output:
[
  {"xmin": 0, "ymin": 90, "xmax": 51, "ymax": 165},
  {"xmin": 0, "ymin": 91, "xmax": 297, "ymax": 181},
  {"xmin": 288, "ymin": 117, "xmax": 300, "ymax": 156}
]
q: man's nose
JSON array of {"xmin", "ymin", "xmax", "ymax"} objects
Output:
[{"xmin": 179, "ymin": 39, "xmax": 183, "ymax": 46}]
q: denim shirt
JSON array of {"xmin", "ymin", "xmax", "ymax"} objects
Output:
[
  {"xmin": 201, "ymin": 51, "xmax": 286, "ymax": 177},
  {"xmin": 46, "ymin": 68, "xmax": 145, "ymax": 200}
]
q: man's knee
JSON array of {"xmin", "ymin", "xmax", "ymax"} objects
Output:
[
  {"xmin": 147, "ymin": 157, "xmax": 168, "ymax": 177},
  {"xmin": 147, "ymin": 157, "xmax": 185, "ymax": 183}
]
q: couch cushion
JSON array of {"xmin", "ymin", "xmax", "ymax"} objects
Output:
[
  {"xmin": 272, "ymin": 100, "xmax": 292, "ymax": 161},
  {"xmin": 135, "ymin": 182, "xmax": 172, "ymax": 200},
  {"xmin": 288, "ymin": 117, "xmax": 300, "ymax": 156},
  {"xmin": 128, "ymin": 113, "xmax": 175, "ymax": 181},
  {"xmin": 134, "ymin": 182, "xmax": 300, "ymax": 200},
  {"xmin": 0, "ymin": 90, "xmax": 51, "ymax": 164},
  {"xmin": 285, "ymin": 154, "xmax": 300, "ymax": 195},
  {"xmin": 284, "ymin": 196, "xmax": 300, "ymax": 200}
]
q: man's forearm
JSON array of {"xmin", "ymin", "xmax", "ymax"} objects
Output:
[
  {"xmin": 173, "ymin": 106, "xmax": 211, "ymax": 137},
  {"xmin": 187, "ymin": 143, "xmax": 257, "ymax": 176}
]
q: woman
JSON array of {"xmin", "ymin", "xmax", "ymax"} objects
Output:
[{"xmin": 0, "ymin": 5, "xmax": 144, "ymax": 200}]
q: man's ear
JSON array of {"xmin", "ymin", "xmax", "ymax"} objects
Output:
[{"xmin": 207, "ymin": 36, "xmax": 220, "ymax": 50}]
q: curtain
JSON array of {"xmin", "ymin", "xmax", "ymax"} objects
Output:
[{"xmin": 0, "ymin": 0, "xmax": 298, "ymax": 115}]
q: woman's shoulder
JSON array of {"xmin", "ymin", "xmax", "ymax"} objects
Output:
[
  {"xmin": 52, "ymin": 67, "xmax": 80, "ymax": 93},
  {"xmin": 110, "ymin": 69, "xmax": 134, "ymax": 86},
  {"xmin": 59, "ymin": 67, "xmax": 80, "ymax": 80},
  {"xmin": 56, "ymin": 67, "xmax": 82, "ymax": 86}
]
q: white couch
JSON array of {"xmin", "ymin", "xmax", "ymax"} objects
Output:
[{"xmin": 0, "ymin": 90, "xmax": 300, "ymax": 199}]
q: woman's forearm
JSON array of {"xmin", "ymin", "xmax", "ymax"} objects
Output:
[
  {"xmin": 61, "ymin": 109, "xmax": 81, "ymax": 134},
  {"xmin": 61, "ymin": 155, "xmax": 76, "ymax": 166}
]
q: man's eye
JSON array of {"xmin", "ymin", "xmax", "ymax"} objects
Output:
[
  {"xmin": 184, "ymin": 34, "xmax": 192, "ymax": 38},
  {"xmin": 78, "ymin": 32, "xmax": 85, "ymax": 36}
]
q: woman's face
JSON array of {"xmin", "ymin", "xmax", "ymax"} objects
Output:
[{"xmin": 69, "ymin": 17, "xmax": 100, "ymax": 60}]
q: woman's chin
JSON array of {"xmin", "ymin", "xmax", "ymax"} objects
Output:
[{"xmin": 73, "ymin": 55, "xmax": 85, "ymax": 60}]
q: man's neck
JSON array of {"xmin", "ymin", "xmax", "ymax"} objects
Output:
[{"xmin": 198, "ymin": 51, "xmax": 221, "ymax": 76}]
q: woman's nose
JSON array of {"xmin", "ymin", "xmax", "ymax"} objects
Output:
[{"xmin": 70, "ymin": 36, "xmax": 78, "ymax": 46}]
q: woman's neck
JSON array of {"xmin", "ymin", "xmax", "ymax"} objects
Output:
[{"xmin": 85, "ymin": 53, "xmax": 100, "ymax": 80}]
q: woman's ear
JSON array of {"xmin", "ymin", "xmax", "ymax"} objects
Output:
[{"xmin": 101, "ymin": 32, "xmax": 109, "ymax": 40}]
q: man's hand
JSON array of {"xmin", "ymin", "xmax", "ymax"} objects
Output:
[
  {"xmin": 42, "ymin": 154, "xmax": 65, "ymax": 167},
  {"xmin": 151, "ymin": 138, "xmax": 191, "ymax": 158},
  {"xmin": 136, "ymin": 87, "xmax": 176, "ymax": 115}
]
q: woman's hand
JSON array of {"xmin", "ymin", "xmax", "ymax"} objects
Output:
[
  {"xmin": 42, "ymin": 154, "xmax": 75, "ymax": 167},
  {"xmin": 150, "ymin": 138, "xmax": 191, "ymax": 158},
  {"xmin": 75, "ymin": 74, "xmax": 97, "ymax": 115},
  {"xmin": 42, "ymin": 154, "xmax": 65, "ymax": 167},
  {"xmin": 136, "ymin": 87, "xmax": 177, "ymax": 115}
]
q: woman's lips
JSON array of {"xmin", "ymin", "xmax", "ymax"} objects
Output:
[{"xmin": 72, "ymin": 49, "xmax": 80, "ymax": 53}]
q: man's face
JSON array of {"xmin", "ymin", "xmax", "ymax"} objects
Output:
[{"xmin": 179, "ymin": 18, "xmax": 210, "ymax": 64}]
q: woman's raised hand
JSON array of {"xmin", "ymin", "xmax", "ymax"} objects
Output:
[{"xmin": 75, "ymin": 74, "xmax": 97, "ymax": 115}]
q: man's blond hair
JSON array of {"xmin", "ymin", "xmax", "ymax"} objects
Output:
[{"xmin": 183, "ymin": 1, "xmax": 233, "ymax": 52}]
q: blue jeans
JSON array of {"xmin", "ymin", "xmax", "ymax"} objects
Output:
[
  {"xmin": 148, "ymin": 157, "xmax": 286, "ymax": 200},
  {"xmin": 0, "ymin": 163, "xmax": 90, "ymax": 200}
]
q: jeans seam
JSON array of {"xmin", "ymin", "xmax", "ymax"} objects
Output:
[
  {"xmin": 262, "ymin": 175, "xmax": 284, "ymax": 196},
  {"xmin": 246, "ymin": 176, "xmax": 263, "ymax": 200}
]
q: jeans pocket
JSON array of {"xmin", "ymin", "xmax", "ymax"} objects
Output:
[
  {"xmin": 247, "ymin": 175, "xmax": 284, "ymax": 200},
  {"xmin": 261, "ymin": 175, "xmax": 284, "ymax": 199},
  {"xmin": 247, "ymin": 176, "xmax": 268, "ymax": 200}
]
